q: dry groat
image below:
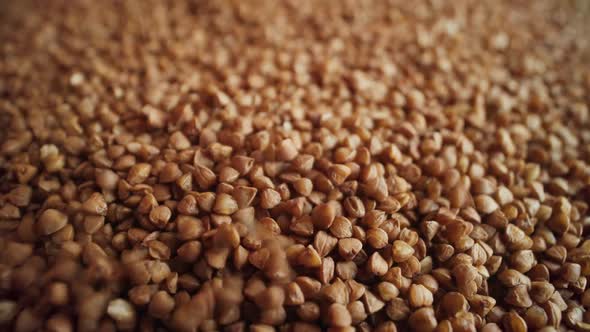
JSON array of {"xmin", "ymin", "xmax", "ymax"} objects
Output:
[{"xmin": 0, "ymin": 0, "xmax": 590, "ymax": 331}]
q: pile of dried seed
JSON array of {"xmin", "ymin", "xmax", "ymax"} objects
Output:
[{"xmin": 1, "ymin": 0, "xmax": 590, "ymax": 331}]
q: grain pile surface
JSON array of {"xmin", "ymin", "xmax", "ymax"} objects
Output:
[{"xmin": 1, "ymin": 0, "xmax": 590, "ymax": 331}]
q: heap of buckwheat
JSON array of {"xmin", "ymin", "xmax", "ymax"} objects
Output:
[{"xmin": 1, "ymin": 0, "xmax": 589, "ymax": 331}]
